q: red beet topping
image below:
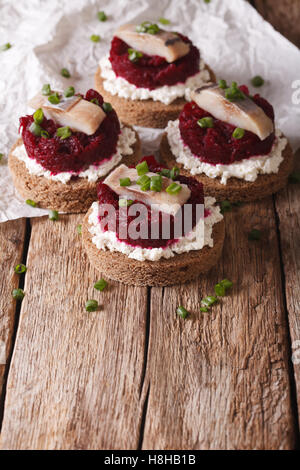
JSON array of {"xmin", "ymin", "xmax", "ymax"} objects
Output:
[
  {"xmin": 20, "ymin": 90, "xmax": 120, "ymax": 174},
  {"xmin": 97, "ymin": 156, "xmax": 205, "ymax": 249},
  {"xmin": 109, "ymin": 34, "xmax": 200, "ymax": 90},
  {"xmin": 179, "ymin": 85, "xmax": 275, "ymax": 165}
]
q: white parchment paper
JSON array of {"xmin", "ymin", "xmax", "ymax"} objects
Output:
[{"xmin": 0, "ymin": 0, "xmax": 299, "ymax": 222}]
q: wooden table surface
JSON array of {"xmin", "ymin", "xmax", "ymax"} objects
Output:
[{"xmin": 0, "ymin": 1, "xmax": 300, "ymax": 451}]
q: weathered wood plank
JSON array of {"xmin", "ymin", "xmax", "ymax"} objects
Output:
[
  {"xmin": 274, "ymin": 153, "xmax": 300, "ymax": 420},
  {"xmin": 0, "ymin": 219, "xmax": 26, "ymax": 403},
  {"xmin": 0, "ymin": 215, "xmax": 148, "ymax": 450},
  {"xmin": 142, "ymin": 199, "xmax": 296, "ymax": 450}
]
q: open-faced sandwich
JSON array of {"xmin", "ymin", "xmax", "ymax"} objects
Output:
[
  {"xmin": 9, "ymin": 86, "xmax": 141, "ymax": 212},
  {"xmin": 160, "ymin": 81, "xmax": 294, "ymax": 202},
  {"xmin": 95, "ymin": 21, "xmax": 215, "ymax": 128},
  {"xmin": 82, "ymin": 156, "xmax": 224, "ymax": 286}
]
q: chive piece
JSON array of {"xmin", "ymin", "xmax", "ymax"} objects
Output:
[
  {"xmin": 137, "ymin": 174, "xmax": 150, "ymax": 191},
  {"xmin": 166, "ymin": 182, "xmax": 182, "ymax": 195},
  {"xmin": 232, "ymin": 128, "xmax": 245, "ymax": 140},
  {"xmin": 98, "ymin": 11, "xmax": 107, "ymax": 21},
  {"xmin": 136, "ymin": 160, "xmax": 149, "ymax": 176},
  {"xmin": 56, "ymin": 126, "xmax": 72, "ymax": 139},
  {"xmin": 91, "ymin": 98, "xmax": 100, "ymax": 106},
  {"xmin": 170, "ymin": 166, "xmax": 179, "ymax": 180},
  {"xmin": 103, "ymin": 102, "xmax": 112, "ymax": 113},
  {"xmin": 220, "ymin": 200, "xmax": 231, "ymax": 214},
  {"xmin": 219, "ymin": 79, "xmax": 227, "ymax": 89},
  {"xmin": 159, "ymin": 17, "xmax": 171, "ymax": 25},
  {"xmin": 85, "ymin": 299, "xmax": 99, "ymax": 312},
  {"xmin": 204, "ymin": 0, "xmax": 211, "ymax": 3},
  {"xmin": 90, "ymin": 34, "xmax": 101, "ymax": 42},
  {"xmin": 119, "ymin": 198, "xmax": 134, "ymax": 207},
  {"xmin": 41, "ymin": 129, "xmax": 49, "ymax": 139},
  {"xmin": 225, "ymin": 82, "xmax": 245, "ymax": 102},
  {"xmin": 136, "ymin": 22, "xmax": 160, "ymax": 35},
  {"xmin": 289, "ymin": 171, "xmax": 300, "ymax": 184},
  {"xmin": 201, "ymin": 296, "xmax": 218, "ymax": 307},
  {"xmin": 0, "ymin": 153, "xmax": 3, "ymax": 161},
  {"xmin": 150, "ymin": 175, "xmax": 162, "ymax": 192},
  {"xmin": 200, "ymin": 307, "xmax": 209, "ymax": 312},
  {"xmin": 1, "ymin": 43, "xmax": 12, "ymax": 51},
  {"xmin": 12, "ymin": 288, "xmax": 25, "ymax": 301},
  {"xmin": 29, "ymin": 122, "xmax": 42, "ymax": 137},
  {"xmin": 26, "ymin": 199, "xmax": 37, "ymax": 207},
  {"xmin": 119, "ymin": 177, "xmax": 131, "ymax": 187},
  {"xmin": 128, "ymin": 48, "xmax": 143, "ymax": 63},
  {"xmin": 14, "ymin": 263, "xmax": 27, "ymax": 274},
  {"xmin": 61, "ymin": 68, "xmax": 71, "ymax": 78},
  {"xmin": 251, "ymin": 75, "xmax": 264, "ymax": 87},
  {"xmin": 94, "ymin": 278, "xmax": 108, "ymax": 291},
  {"xmin": 42, "ymin": 83, "xmax": 51, "ymax": 96},
  {"xmin": 64, "ymin": 86, "xmax": 75, "ymax": 97},
  {"xmin": 197, "ymin": 117, "xmax": 214, "ymax": 129},
  {"xmin": 177, "ymin": 305, "xmax": 189, "ymax": 319},
  {"xmin": 49, "ymin": 210, "xmax": 59, "ymax": 221},
  {"xmin": 214, "ymin": 283, "xmax": 226, "ymax": 297},
  {"xmin": 33, "ymin": 108, "xmax": 44, "ymax": 125},
  {"xmin": 77, "ymin": 224, "xmax": 82, "ymax": 234},
  {"xmin": 220, "ymin": 279, "xmax": 233, "ymax": 289},
  {"xmin": 48, "ymin": 92, "xmax": 60, "ymax": 105},
  {"xmin": 159, "ymin": 168, "xmax": 171, "ymax": 178},
  {"xmin": 248, "ymin": 229, "xmax": 261, "ymax": 241}
]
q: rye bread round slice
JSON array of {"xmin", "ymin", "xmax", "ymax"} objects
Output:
[
  {"xmin": 94, "ymin": 65, "xmax": 216, "ymax": 129},
  {"xmin": 159, "ymin": 132, "xmax": 294, "ymax": 203},
  {"xmin": 8, "ymin": 129, "xmax": 141, "ymax": 214},
  {"xmin": 82, "ymin": 207, "xmax": 225, "ymax": 287}
]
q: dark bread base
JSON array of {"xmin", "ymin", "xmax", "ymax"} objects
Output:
[
  {"xmin": 8, "ymin": 130, "xmax": 141, "ymax": 213},
  {"xmin": 159, "ymin": 133, "xmax": 294, "ymax": 202},
  {"xmin": 94, "ymin": 65, "xmax": 216, "ymax": 129},
  {"xmin": 82, "ymin": 208, "xmax": 225, "ymax": 287}
]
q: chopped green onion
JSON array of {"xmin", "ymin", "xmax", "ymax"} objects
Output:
[
  {"xmin": 159, "ymin": 168, "xmax": 171, "ymax": 178},
  {"xmin": 64, "ymin": 86, "xmax": 75, "ymax": 97},
  {"xmin": 232, "ymin": 128, "xmax": 245, "ymax": 140},
  {"xmin": 136, "ymin": 21, "xmax": 160, "ymax": 34},
  {"xmin": 103, "ymin": 102, "xmax": 112, "ymax": 113},
  {"xmin": 85, "ymin": 299, "xmax": 99, "ymax": 312},
  {"xmin": 197, "ymin": 117, "xmax": 214, "ymax": 129},
  {"xmin": 248, "ymin": 229, "xmax": 261, "ymax": 241},
  {"xmin": 251, "ymin": 75, "xmax": 264, "ymax": 87},
  {"xmin": 49, "ymin": 210, "xmax": 59, "ymax": 221},
  {"xmin": 166, "ymin": 182, "xmax": 182, "ymax": 195},
  {"xmin": 56, "ymin": 126, "xmax": 72, "ymax": 139},
  {"xmin": 219, "ymin": 79, "xmax": 227, "ymax": 89},
  {"xmin": 225, "ymin": 82, "xmax": 245, "ymax": 102},
  {"xmin": 29, "ymin": 122, "xmax": 42, "ymax": 137},
  {"xmin": 97, "ymin": 11, "xmax": 107, "ymax": 22},
  {"xmin": 220, "ymin": 279, "xmax": 233, "ymax": 289},
  {"xmin": 94, "ymin": 278, "xmax": 108, "ymax": 291},
  {"xmin": 0, "ymin": 153, "xmax": 3, "ymax": 161},
  {"xmin": 201, "ymin": 296, "xmax": 218, "ymax": 307},
  {"xmin": 137, "ymin": 174, "xmax": 150, "ymax": 191},
  {"xmin": 61, "ymin": 68, "xmax": 71, "ymax": 78},
  {"xmin": 136, "ymin": 160, "xmax": 149, "ymax": 176},
  {"xmin": 91, "ymin": 98, "xmax": 100, "ymax": 106},
  {"xmin": 33, "ymin": 108, "xmax": 44, "ymax": 125},
  {"xmin": 90, "ymin": 34, "xmax": 101, "ymax": 42},
  {"xmin": 1, "ymin": 43, "xmax": 12, "ymax": 51},
  {"xmin": 158, "ymin": 17, "xmax": 171, "ymax": 25},
  {"xmin": 214, "ymin": 283, "xmax": 226, "ymax": 297},
  {"xmin": 119, "ymin": 177, "xmax": 131, "ymax": 187},
  {"xmin": 77, "ymin": 224, "xmax": 82, "ymax": 234},
  {"xmin": 26, "ymin": 199, "xmax": 37, "ymax": 207},
  {"xmin": 128, "ymin": 48, "xmax": 143, "ymax": 63},
  {"xmin": 14, "ymin": 263, "xmax": 27, "ymax": 274},
  {"xmin": 204, "ymin": 0, "xmax": 211, "ymax": 3},
  {"xmin": 42, "ymin": 83, "xmax": 51, "ymax": 96},
  {"xmin": 41, "ymin": 130, "xmax": 49, "ymax": 139},
  {"xmin": 48, "ymin": 92, "xmax": 60, "ymax": 105},
  {"xmin": 176, "ymin": 305, "xmax": 189, "ymax": 319},
  {"xmin": 200, "ymin": 307, "xmax": 209, "ymax": 312},
  {"xmin": 150, "ymin": 175, "xmax": 162, "ymax": 192},
  {"xmin": 170, "ymin": 166, "xmax": 179, "ymax": 180},
  {"xmin": 12, "ymin": 288, "xmax": 25, "ymax": 301},
  {"xmin": 220, "ymin": 200, "xmax": 231, "ymax": 214},
  {"xmin": 289, "ymin": 171, "xmax": 300, "ymax": 184},
  {"xmin": 119, "ymin": 198, "xmax": 134, "ymax": 207}
]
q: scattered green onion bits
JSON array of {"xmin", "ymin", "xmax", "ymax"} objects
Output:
[
  {"xmin": 248, "ymin": 229, "xmax": 261, "ymax": 241},
  {"xmin": 214, "ymin": 283, "xmax": 226, "ymax": 297},
  {"xmin": 42, "ymin": 84, "xmax": 51, "ymax": 96},
  {"xmin": 137, "ymin": 174, "xmax": 150, "ymax": 191},
  {"xmin": 219, "ymin": 79, "xmax": 227, "ymax": 89},
  {"xmin": 85, "ymin": 299, "xmax": 98, "ymax": 312},
  {"xmin": 49, "ymin": 210, "xmax": 59, "ymax": 221},
  {"xmin": 159, "ymin": 168, "xmax": 171, "ymax": 178},
  {"xmin": 119, "ymin": 199, "xmax": 133, "ymax": 207},
  {"xmin": 94, "ymin": 278, "xmax": 108, "ymax": 291},
  {"xmin": 103, "ymin": 102, "xmax": 112, "ymax": 113},
  {"xmin": 120, "ymin": 177, "xmax": 131, "ymax": 187},
  {"xmin": 197, "ymin": 117, "xmax": 214, "ymax": 129},
  {"xmin": 90, "ymin": 34, "xmax": 101, "ymax": 42},
  {"xmin": 97, "ymin": 11, "xmax": 107, "ymax": 22},
  {"xmin": 128, "ymin": 48, "xmax": 143, "ymax": 63},
  {"xmin": 220, "ymin": 200, "xmax": 231, "ymax": 214},
  {"xmin": 48, "ymin": 92, "xmax": 60, "ymax": 105},
  {"xmin": 26, "ymin": 199, "xmax": 37, "ymax": 207},
  {"xmin": 61, "ymin": 68, "xmax": 71, "ymax": 78},
  {"xmin": 91, "ymin": 98, "xmax": 100, "ymax": 106},
  {"xmin": 170, "ymin": 167, "xmax": 179, "ymax": 180},
  {"xmin": 150, "ymin": 175, "xmax": 162, "ymax": 192},
  {"xmin": 64, "ymin": 86, "xmax": 75, "ymax": 97},
  {"xmin": 289, "ymin": 171, "xmax": 300, "ymax": 184},
  {"xmin": 232, "ymin": 128, "xmax": 245, "ymax": 140},
  {"xmin": 14, "ymin": 264, "xmax": 27, "ymax": 274},
  {"xmin": 0, "ymin": 153, "xmax": 3, "ymax": 162},
  {"xmin": 225, "ymin": 81, "xmax": 245, "ymax": 102},
  {"xmin": 33, "ymin": 108, "xmax": 44, "ymax": 125},
  {"xmin": 29, "ymin": 122, "xmax": 42, "ymax": 137},
  {"xmin": 166, "ymin": 182, "xmax": 182, "ymax": 195},
  {"xmin": 177, "ymin": 306, "xmax": 189, "ymax": 319},
  {"xmin": 56, "ymin": 126, "xmax": 72, "ymax": 140},
  {"xmin": 1, "ymin": 43, "xmax": 12, "ymax": 51},
  {"xmin": 200, "ymin": 307, "xmax": 209, "ymax": 312},
  {"xmin": 251, "ymin": 75, "xmax": 264, "ymax": 87},
  {"xmin": 77, "ymin": 224, "xmax": 82, "ymax": 234},
  {"xmin": 201, "ymin": 296, "xmax": 218, "ymax": 308},
  {"xmin": 159, "ymin": 17, "xmax": 171, "ymax": 25},
  {"xmin": 41, "ymin": 129, "xmax": 49, "ymax": 139},
  {"xmin": 12, "ymin": 288, "xmax": 25, "ymax": 301},
  {"xmin": 136, "ymin": 160, "xmax": 149, "ymax": 176},
  {"xmin": 136, "ymin": 21, "xmax": 160, "ymax": 35}
]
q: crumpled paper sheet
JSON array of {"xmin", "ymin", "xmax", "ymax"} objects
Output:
[{"xmin": 0, "ymin": 0, "xmax": 299, "ymax": 222}]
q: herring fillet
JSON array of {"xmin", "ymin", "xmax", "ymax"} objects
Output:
[
  {"xmin": 103, "ymin": 164, "xmax": 191, "ymax": 216},
  {"xmin": 191, "ymin": 85, "xmax": 274, "ymax": 140},
  {"xmin": 28, "ymin": 92, "xmax": 106, "ymax": 135},
  {"xmin": 114, "ymin": 24, "xmax": 190, "ymax": 63}
]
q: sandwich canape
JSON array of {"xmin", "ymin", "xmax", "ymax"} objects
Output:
[
  {"xmin": 95, "ymin": 21, "xmax": 215, "ymax": 128},
  {"xmin": 82, "ymin": 156, "xmax": 224, "ymax": 287},
  {"xmin": 9, "ymin": 86, "xmax": 141, "ymax": 213},
  {"xmin": 160, "ymin": 81, "xmax": 294, "ymax": 202}
]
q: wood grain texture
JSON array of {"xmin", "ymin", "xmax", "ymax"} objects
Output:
[
  {"xmin": 0, "ymin": 219, "xmax": 26, "ymax": 401},
  {"xmin": 142, "ymin": 199, "xmax": 297, "ymax": 450},
  {"xmin": 0, "ymin": 215, "xmax": 148, "ymax": 450}
]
